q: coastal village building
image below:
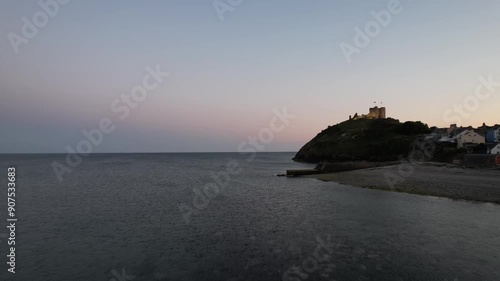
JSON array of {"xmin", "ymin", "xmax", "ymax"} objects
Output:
[
  {"xmin": 439, "ymin": 125, "xmax": 467, "ymax": 143},
  {"xmin": 486, "ymin": 127, "xmax": 500, "ymax": 143},
  {"xmin": 438, "ymin": 135, "xmax": 455, "ymax": 143},
  {"xmin": 491, "ymin": 144, "xmax": 500, "ymax": 155},
  {"xmin": 428, "ymin": 128, "xmax": 448, "ymax": 142},
  {"xmin": 350, "ymin": 106, "xmax": 386, "ymax": 120},
  {"xmin": 456, "ymin": 129, "xmax": 485, "ymax": 148},
  {"xmin": 447, "ymin": 124, "xmax": 457, "ymax": 135}
]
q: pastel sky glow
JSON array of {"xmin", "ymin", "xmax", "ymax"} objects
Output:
[{"xmin": 1, "ymin": 0, "xmax": 499, "ymax": 153}]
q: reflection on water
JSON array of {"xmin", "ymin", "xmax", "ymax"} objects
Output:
[{"xmin": 0, "ymin": 153, "xmax": 498, "ymax": 281}]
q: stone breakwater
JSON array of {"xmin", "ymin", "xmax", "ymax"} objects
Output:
[{"xmin": 283, "ymin": 161, "xmax": 399, "ymax": 177}]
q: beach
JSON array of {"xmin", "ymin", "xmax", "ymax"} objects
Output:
[{"xmin": 308, "ymin": 162, "xmax": 500, "ymax": 204}]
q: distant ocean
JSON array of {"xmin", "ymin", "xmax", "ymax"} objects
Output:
[{"xmin": 0, "ymin": 153, "xmax": 499, "ymax": 281}]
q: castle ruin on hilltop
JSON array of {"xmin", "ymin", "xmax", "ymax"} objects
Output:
[{"xmin": 350, "ymin": 106, "xmax": 386, "ymax": 120}]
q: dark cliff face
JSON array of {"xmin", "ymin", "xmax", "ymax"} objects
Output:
[{"xmin": 293, "ymin": 118, "xmax": 431, "ymax": 163}]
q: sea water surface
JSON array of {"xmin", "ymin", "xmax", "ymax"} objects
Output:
[{"xmin": 0, "ymin": 153, "xmax": 499, "ymax": 281}]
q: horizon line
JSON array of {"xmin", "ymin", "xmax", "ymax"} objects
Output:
[{"xmin": 0, "ymin": 151, "xmax": 298, "ymax": 155}]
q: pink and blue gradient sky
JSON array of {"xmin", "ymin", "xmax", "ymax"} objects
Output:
[{"xmin": 1, "ymin": 0, "xmax": 499, "ymax": 153}]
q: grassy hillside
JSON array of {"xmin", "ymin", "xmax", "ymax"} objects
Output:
[{"xmin": 293, "ymin": 118, "xmax": 431, "ymax": 163}]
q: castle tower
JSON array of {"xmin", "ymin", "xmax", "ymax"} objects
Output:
[
  {"xmin": 379, "ymin": 107, "xmax": 386, "ymax": 118},
  {"xmin": 369, "ymin": 106, "xmax": 379, "ymax": 118}
]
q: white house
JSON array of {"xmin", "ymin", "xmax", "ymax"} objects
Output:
[
  {"xmin": 491, "ymin": 144, "xmax": 500, "ymax": 155},
  {"xmin": 438, "ymin": 135, "xmax": 455, "ymax": 143},
  {"xmin": 456, "ymin": 130, "xmax": 485, "ymax": 148}
]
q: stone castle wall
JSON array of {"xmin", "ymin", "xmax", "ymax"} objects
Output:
[{"xmin": 351, "ymin": 106, "xmax": 386, "ymax": 120}]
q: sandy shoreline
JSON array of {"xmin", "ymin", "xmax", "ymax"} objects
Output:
[{"xmin": 307, "ymin": 162, "xmax": 500, "ymax": 204}]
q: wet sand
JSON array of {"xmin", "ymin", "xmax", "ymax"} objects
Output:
[{"xmin": 308, "ymin": 162, "xmax": 500, "ymax": 204}]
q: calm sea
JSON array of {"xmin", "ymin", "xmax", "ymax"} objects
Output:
[{"xmin": 0, "ymin": 153, "xmax": 499, "ymax": 281}]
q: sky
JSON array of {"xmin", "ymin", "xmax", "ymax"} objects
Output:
[{"xmin": 1, "ymin": 0, "xmax": 499, "ymax": 153}]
